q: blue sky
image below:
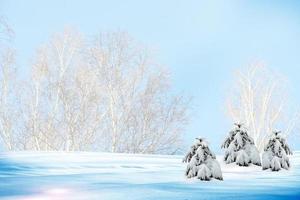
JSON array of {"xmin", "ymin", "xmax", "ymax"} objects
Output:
[{"xmin": 1, "ymin": 0, "xmax": 300, "ymax": 152}]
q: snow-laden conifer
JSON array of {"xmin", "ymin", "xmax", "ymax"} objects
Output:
[
  {"xmin": 262, "ymin": 131, "xmax": 292, "ymax": 171},
  {"xmin": 221, "ymin": 123, "xmax": 261, "ymax": 166},
  {"xmin": 183, "ymin": 138, "xmax": 223, "ymax": 181}
]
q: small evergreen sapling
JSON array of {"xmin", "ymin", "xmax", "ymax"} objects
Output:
[
  {"xmin": 262, "ymin": 131, "xmax": 292, "ymax": 171},
  {"xmin": 221, "ymin": 123, "xmax": 261, "ymax": 166},
  {"xmin": 183, "ymin": 138, "xmax": 223, "ymax": 181}
]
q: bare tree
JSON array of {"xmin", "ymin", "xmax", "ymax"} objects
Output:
[
  {"xmin": 22, "ymin": 29, "xmax": 87, "ymax": 151},
  {"xmin": 88, "ymin": 32, "xmax": 189, "ymax": 154},
  {"xmin": 0, "ymin": 18, "xmax": 18, "ymax": 150},
  {"xmin": 226, "ymin": 63, "xmax": 299, "ymax": 151},
  {"xmin": 0, "ymin": 49, "xmax": 16, "ymax": 150},
  {"xmin": 17, "ymin": 29, "xmax": 190, "ymax": 153}
]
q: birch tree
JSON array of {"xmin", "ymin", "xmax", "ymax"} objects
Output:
[
  {"xmin": 0, "ymin": 18, "xmax": 18, "ymax": 150},
  {"xmin": 226, "ymin": 63, "xmax": 299, "ymax": 151},
  {"xmin": 88, "ymin": 32, "xmax": 189, "ymax": 154},
  {"xmin": 24, "ymin": 29, "xmax": 87, "ymax": 151},
  {"xmin": 0, "ymin": 48, "xmax": 16, "ymax": 150},
  {"xmin": 18, "ymin": 29, "xmax": 190, "ymax": 153}
]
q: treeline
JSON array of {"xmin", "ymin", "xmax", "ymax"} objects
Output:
[{"xmin": 0, "ymin": 25, "xmax": 190, "ymax": 153}]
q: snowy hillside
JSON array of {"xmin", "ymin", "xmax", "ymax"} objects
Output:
[{"xmin": 0, "ymin": 151, "xmax": 299, "ymax": 200}]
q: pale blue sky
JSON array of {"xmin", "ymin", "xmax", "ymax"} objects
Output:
[{"xmin": 1, "ymin": 0, "xmax": 300, "ymax": 152}]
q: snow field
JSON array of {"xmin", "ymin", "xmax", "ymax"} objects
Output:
[{"xmin": 0, "ymin": 151, "xmax": 299, "ymax": 199}]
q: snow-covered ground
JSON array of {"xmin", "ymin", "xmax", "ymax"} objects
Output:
[{"xmin": 0, "ymin": 151, "xmax": 299, "ymax": 200}]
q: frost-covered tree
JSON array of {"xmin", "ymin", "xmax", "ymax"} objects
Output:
[
  {"xmin": 221, "ymin": 123, "xmax": 261, "ymax": 166},
  {"xmin": 262, "ymin": 131, "xmax": 292, "ymax": 171},
  {"xmin": 183, "ymin": 138, "xmax": 223, "ymax": 181}
]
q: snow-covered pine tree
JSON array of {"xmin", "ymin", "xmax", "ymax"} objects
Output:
[
  {"xmin": 183, "ymin": 138, "xmax": 223, "ymax": 181},
  {"xmin": 221, "ymin": 123, "xmax": 261, "ymax": 166},
  {"xmin": 262, "ymin": 131, "xmax": 292, "ymax": 171}
]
